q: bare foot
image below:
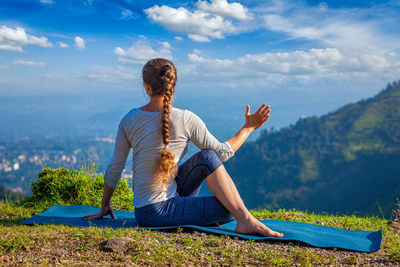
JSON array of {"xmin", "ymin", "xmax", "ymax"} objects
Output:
[{"xmin": 235, "ymin": 217, "xmax": 283, "ymax": 238}]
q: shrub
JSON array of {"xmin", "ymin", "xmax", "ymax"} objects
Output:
[{"xmin": 20, "ymin": 167, "xmax": 133, "ymax": 211}]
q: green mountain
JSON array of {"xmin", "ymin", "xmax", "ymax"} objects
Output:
[{"xmin": 226, "ymin": 81, "xmax": 400, "ymax": 217}]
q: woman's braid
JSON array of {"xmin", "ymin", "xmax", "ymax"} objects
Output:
[
  {"xmin": 160, "ymin": 65, "xmax": 173, "ymax": 146},
  {"xmin": 158, "ymin": 64, "xmax": 177, "ymax": 186},
  {"xmin": 142, "ymin": 59, "xmax": 178, "ymax": 187}
]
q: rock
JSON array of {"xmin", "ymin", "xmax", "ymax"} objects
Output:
[
  {"xmin": 55, "ymin": 249, "xmax": 69, "ymax": 257},
  {"xmin": 100, "ymin": 237, "xmax": 135, "ymax": 253},
  {"xmin": 387, "ymin": 221, "xmax": 400, "ymax": 229}
]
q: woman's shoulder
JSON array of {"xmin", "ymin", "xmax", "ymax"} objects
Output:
[
  {"xmin": 170, "ymin": 107, "xmax": 198, "ymax": 119},
  {"xmin": 122, "ymin": 107, "xmax": 142, "ymax": 119},
  {"xmin": 119, "ymin": 106, "xmax": 200, "ymax": 124},
  {"xmin": 170, "ymin": 106, "xmax": 197, "ymax": 115},
  {"xmin": 171, "ymin": 108, "xmax": 205, "ymax": 129},
  {"xmin": 118, "ymin": 107, "xmax": 148, "ymax": 125}
]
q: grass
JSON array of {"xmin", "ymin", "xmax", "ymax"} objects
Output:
[{"xmin": 1, "ymin": 202, "xmax": 399, "ymax": 266}]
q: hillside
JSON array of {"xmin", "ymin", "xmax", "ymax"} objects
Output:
[{"xmin": 226, "ymin": 81, "xmax": 400, "ymax": 217}]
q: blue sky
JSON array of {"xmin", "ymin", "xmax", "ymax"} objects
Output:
[{"xmin": 1, "ymin": 0, "xmax": 400, "ymax": 131}]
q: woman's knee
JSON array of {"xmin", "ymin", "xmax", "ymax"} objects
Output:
[
  {"xmin": 198, "ymin": 150, "xmax": 222, "ymax": 172},
  {"xmin": 199, "ymin": 149, "xmax": 218, "ymax": 160}
]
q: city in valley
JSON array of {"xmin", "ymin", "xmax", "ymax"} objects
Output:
[{"xmin": 0, "ymin": 134, "xmax": 133, "ymax": 195}]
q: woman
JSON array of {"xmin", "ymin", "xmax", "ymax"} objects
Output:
[{"xmin": 85, "ymin": 58, "xmax": 283, "ymax": 238}]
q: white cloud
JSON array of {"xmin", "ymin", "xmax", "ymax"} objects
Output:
[
  {"xmin": 318, "ymin": 2, "xmax": 328, "ymax": 12},
  {"xmin": 359, "ymin": 54, "xmax": 391, "ymax": 72},
  {"xmin": 188, "ymin": 53, "xmax": 233, "ymax": 66},
  {"xmin": 114, "ymin": 39, "xmax": 173, "ymax": 65},
  {"xmin": 180, "ymin": 51, "xmax": 400, "ymax": 95},
  {"xmin": 41, "ymin": 73, "xmax": 62, "ymax": 80},
  {"xmin": 196, "ymin": 0, "xmax": 252, "ymax": 20},
  {"xmin": 144, "ymin": 3, "xmax": 242, "ymax": 42},
  {"xmin": 13, "ymin": 60, "xmax": 46, "ymax": 66},
  {"xmin": 161, "ymin": 41, "xmax": 171, "ymax": 49},
  {"xmin": 82, "ymin": 0, "xmax": 94, "ymax": 5},
  {"xmin": 252, "ymin": 0, "xmax": 296, "ymax": 14},
  {"xmin": 186, "ymin": 48, "xmax": 399, "ymax": 80},
  {"xmin": 74, "ymin": 36, "xmax": 86, "ymax": 50},
  {"xmin": 57, "ymin": 42, "xmax": 69, "ymax": 48},
  {"xmin": 121, "ymin": 8, "xmax": 134, "ymax": 20},
  {"xmin": 174, "ymin": 36, "xmax": 183, "ymax": 41},
  {"xmin": 0, "ymin": 44, "xmax": 21, "ymax": 52},
  {"xmin": 263, "ymin": 14, "xmax": 377, "ymax": 52},
  {"xmin": 0, "ymin": 65, "xmax": 8, "ymax": 70},
  {"xmin": 40, "ymin": 0, "xmax": 54, "ymax": 4},
  {"xmin": 188, "ymin": 34, "xmax": 210, "ymax": 42},
  {"xmin": 192, "ymin": 48, "xmax": 202, "ymax": 55},
  {"xmin": 0, "ymin": 25, "xmax": 52, "ymax": 52},
  {"xmin": 86, "ymin": 66, "xmax": 138, "ymax": 83},
  {"xmin": 260, "ymin": 2, "xmax": 400, "ymax": 54},
  {"xmin": 237, "ymin": 48, "xmax": 361, "ymax": 74}
]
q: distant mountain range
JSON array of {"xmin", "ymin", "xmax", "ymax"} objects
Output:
[{"xmin": 226, "ymin": 81, "xmax": 400, "ymax": 217}]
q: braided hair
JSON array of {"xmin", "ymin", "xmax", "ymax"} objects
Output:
[{"xmin": 142, "ymin": 58, "xmax": 178, "ymax": 186}]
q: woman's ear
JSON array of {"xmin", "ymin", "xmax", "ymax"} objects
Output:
[{"xmin": 144, "ymin": 82, "xmax": 152, "ymax": 96}]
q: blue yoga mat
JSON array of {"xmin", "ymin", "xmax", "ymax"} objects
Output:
[{"xmin": 19, "ymin": 205, "xmax": 382, "ymax": 253}]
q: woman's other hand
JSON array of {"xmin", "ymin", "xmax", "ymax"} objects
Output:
[
  {"xmin": 84, "ymin": 204, "xmax": 116, "ymax": 220},
  {"xmin": 85, "ymin": 182, "xmax": 117, "ymax": 220},
  {"xmin": 244, "ymin": 104, "xmax": 271, "ymax": 131}
]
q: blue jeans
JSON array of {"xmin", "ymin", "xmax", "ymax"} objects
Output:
[{"xmin": 135, "ymin": 150, "xmax": 235, "ymax": 226}]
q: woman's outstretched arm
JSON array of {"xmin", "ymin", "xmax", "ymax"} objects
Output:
[
  {"xmin": 226, "ymin": 104, "xmax": 270, "ymax": 152},
  {"xmin": 186, "ymin": 103, "xmax": 270, "ymax": 161}
]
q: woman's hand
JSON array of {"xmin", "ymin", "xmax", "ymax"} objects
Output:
[
  {"xmin": 84, "ymin": 182, "xmax": 117, "ymax": 220},
  {"xmin": 244, "ymin": 104, "xmax": 271, "ymax": 131},
  {"xmin": 226, "ymin": 103, "xmax": 271, "ymax": 153},
  {"xmin": 84, "ymin": 204, "xmax": 116, "ymax": 220}
]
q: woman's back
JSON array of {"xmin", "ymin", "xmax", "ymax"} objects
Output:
[{"xmin": 104, "ymin": 107, "xmax": 234, "ymax": 208}]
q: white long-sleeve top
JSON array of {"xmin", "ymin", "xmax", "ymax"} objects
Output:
[{"xmin": 104, "ymin": 107, "xmax": 235, "ymax": 208}]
